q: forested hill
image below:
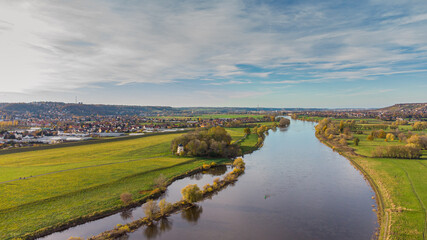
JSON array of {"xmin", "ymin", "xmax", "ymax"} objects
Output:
[
  {"xmin": 377, "ymin": 103, "xmax": 427, "ymax": 113},
  {"xmin": 0, "ymin": 102, "xmax": 177, "ymax": 117}
]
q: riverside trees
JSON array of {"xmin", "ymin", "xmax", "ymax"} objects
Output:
[{"xmin": 278, "ymin": 117, "xmax": 291, "ymax": 127}]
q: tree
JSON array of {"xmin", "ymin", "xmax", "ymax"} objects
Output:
[
  {"xmin": 353, "ymin": 137, "xmax": 360, "ymax": 146},
  {"xmin": 143, "ymin": 200, "xmax": 159, "ymax": 219},
  {"xmin": 243, "ymin": 127, "xmax": 251, "ymax": 135},
  {"xmin": 158, "ymin": 199, "xmax": 173, "ymax": 216},
  {"xmin": 339, "ymin": 120, "xmax": 344, "ymax": 133},
  {"xmin": 278, "ymin": 118, "xmax": 290, "ymax": 127},
  {"xmin": 181, "ymin": 184, "xmax": 203, "ymax": 203}
]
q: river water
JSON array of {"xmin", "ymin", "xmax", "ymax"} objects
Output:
[{"xmin": 40, "ymin": 119, "xmax": 378, "ymax": 240}]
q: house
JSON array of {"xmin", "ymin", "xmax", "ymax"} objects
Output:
[{"xmin": 177, "ymin": 144, "xmax": 184, "ymax": 155}]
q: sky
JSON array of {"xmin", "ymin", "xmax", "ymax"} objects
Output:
[{"xmin": 0, "ymin": 0, "xmax": 426, "ymax": 108}]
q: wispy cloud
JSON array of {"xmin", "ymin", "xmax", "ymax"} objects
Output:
[{"xmin": 0, "ymin": 0, "xmax": 426, "ymax": 106}]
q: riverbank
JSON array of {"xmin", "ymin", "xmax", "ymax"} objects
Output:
[{"xmin": 301, "ymin": 116, "xmax": 427, "ymax": 240}]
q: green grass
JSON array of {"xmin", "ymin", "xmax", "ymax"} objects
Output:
[
  {"xmin": 238, "ymin": 134, "xmax": 259, "ymax": 154},
  {"xmin": 0, "ymin": 128, "xmax": 262, "ymax": 239},
  {"xmin": 156, "ymin": 114, "xmax": 265, "ymax": 120},
  {"xmin": 193, "ymin": 114, "xmax": 265, "ymax": 119}
]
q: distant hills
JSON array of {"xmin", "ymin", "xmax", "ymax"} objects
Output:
[
  {"xmin": 0, "ymin": 102, "xmax": 425, "ymax": 117},
  {"xmin": 377, "ymin": 103, "xmax": 427, "ymax": 113},
  {"xmin": 0, "ymin": 102, "xmax": 177, "ymax": 117}
]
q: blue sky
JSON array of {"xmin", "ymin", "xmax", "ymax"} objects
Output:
[{"xmin": 0, "ymin": 0, "xmax": 426, "ymax": 108}]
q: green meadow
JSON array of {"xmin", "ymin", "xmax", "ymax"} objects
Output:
[{"xmin": 0, "ymin": 125, "xmax": 266, "ymax": 239}]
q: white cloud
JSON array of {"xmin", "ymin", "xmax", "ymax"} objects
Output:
[{"xmin": 0, "ymin": 0, "xmax": 426, "ymax": 94}]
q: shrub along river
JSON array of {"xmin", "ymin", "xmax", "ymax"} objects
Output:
[{"xmin": 40, "ymin": 119, "xmax": 378, "ymax": 240}]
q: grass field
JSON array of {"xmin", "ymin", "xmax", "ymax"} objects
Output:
[
  {"xmin": 316, "ymin": 118, "xmax": 427, "ymax": 240},
  {"xmin": 157, "ymin": 114, "xmax": 266, "ymax": 120},
  {"xmin": 0, "ymin": 133, "xmax": 230, "ymax": 239},
  {"xmin": 0, "ymin": 125, "xmax": 268, "ymax": 239}
]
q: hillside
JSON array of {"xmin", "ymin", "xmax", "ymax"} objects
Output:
[
  {"xmin": 378, "ymin": 103, "xmax": 427, "ymax": 112},
  {"xmin": 0, "ymin": 102, "xmax": 177, "ymax": 117}
]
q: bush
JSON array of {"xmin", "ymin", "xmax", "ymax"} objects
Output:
[
  {"xmin": 158, "ymin": 199, "xmax": 173, "ymax": 216},
  {"xmin": 385, "ymin": 133, "xmax": 395, "ymax": 142},
  {"xmin": 339, "ymin": 138, "xmax": 347, "ymax": 146},
  {"xmin": 143, "ymin": 200, "xmax": 159, "ymax": 219},
  {"xmin": 181, "ymin": 184, "xmax": 203, "ymax": 203},
  {"xmin": 202, "ymin": 184, "xmax": 212, "ymax": 192},
  {"xmin": 233, "ymin": 157, "xmax": 245, "ymax": 169},
  {"xmin": 120, "ymin": 192, "xmax": 132, "ymax": 205},
  {"xmin": 367, "ymin": 134, "xmax": 374, "ymax": 141},
  {"xmin": 154, "ymin": 174, "xmax": 167, "ymax": 188},
  {"xmin": 118, "ymin": 225, "xmax": 130, "ymax": 232}
]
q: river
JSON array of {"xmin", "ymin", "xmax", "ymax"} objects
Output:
[{"xmin": 40, "ymin": 119, "xmax": 378, "ymax": 240}]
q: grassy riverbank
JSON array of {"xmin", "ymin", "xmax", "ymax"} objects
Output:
[
  {"xmin": 0, "ymin": 125, "xmax": 269, "ymax": 239},
  {"xmin": 300, "ymin": 116, "xmax": 427, "ymax": 240}
]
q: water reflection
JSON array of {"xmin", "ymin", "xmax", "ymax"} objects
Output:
[
  {"xmin": 189, "ymin": 173, "xmax": 203, "ymax": 180},
  {"xmin": 142, "ymin": 218, "xmax": 173, "ymax": 239},
  {"xmin": 181, "ymin": 205, "xmax": 203, "ymax": 224},
  {"xmin": 116, "ymin": 235, "xmax": 129, "ymax": 240},
  {"xmin": 120, "ymin": 209, "xmax": 133, "ymax": 221},
  {"xmin": 143, "ymin": 223, "xmax": 160, "ymax": 239},
  {"xmin": 159, "ymin": 218, "xmax": 173, "ymax": 232},
  {"xmin": 204, "ymin": 165, "xmax": 227, "ymax": 176},
  {"xmin": 191, "ymin": 165, "xmax": 227, "ymax": 180}
]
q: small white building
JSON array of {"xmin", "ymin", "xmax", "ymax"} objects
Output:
[{"xmin": 177, "ymin": 144, "xmax": 184, "ymax": 155}]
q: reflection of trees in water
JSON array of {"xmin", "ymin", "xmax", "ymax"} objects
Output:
[
  {"xmin": 116, "ymin": 234, "xmax": 129, "ymax": 240},
  {"xmin": 181, "ymin": 205, "xmax": 203, "ymax": 224},
  {"xmin": 189, "ymin": 172, "xmax": 203, "ymax": 180},
  {"xmin": 159, "ymin": 218, "xmax": 172, "ymax": 232},
  {"xmin": 279, "ymin": 127, "xmax": 289, "ymax": 132},
  {"xmin": 142, "ymin": 218, "xmax": 173, "ymax": 239},
  {"xmin": 206, "ymin": 165, "xmax": 227, "ymax": 176},
  {"xmin": 120, "ymin": 209, "xmax": 133, "ymax": 220},
  {"xmin": 143, "ymin": 223, "xmax": 159, "ymax": 239},
  {"xmin": 190, "ymin": 165, "xmax": 227, "ymax": 180}
]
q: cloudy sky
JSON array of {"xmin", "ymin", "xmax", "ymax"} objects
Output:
[{"xmin": 0, "ymin": 0, "xmax": 426, "ymax": 108}]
